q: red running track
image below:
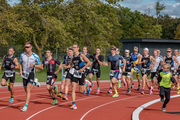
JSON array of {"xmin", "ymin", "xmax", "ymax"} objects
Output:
[{"xmin": 0, "ymin": 81, "xmax": 179, "ymax": 120}]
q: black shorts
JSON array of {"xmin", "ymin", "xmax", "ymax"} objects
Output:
[
  {"xmin": 66, "ymin": 72, "xmax": 72, "ymax": 80},
  {"xmin": 177, "ymin": 70, "xmax": 180, "ymax": 76},
  {"xmin": 151, "ymin": 72, "xmax": 158, "ymax": 79},
  {"xmin": 46, "ymin": 74, "xmax": 57, "ymax": 86},
  {"xmin": 23, "ymin": 72, "xmax": 35, "ymax": 87},
  {"xmin": 141, "ymin": 69, "xmax": 150, "ymax": 76},
  {"xmin": 122, "ymin": 72, "xmax": 131, "ymax": 78},
  {"xmin": 90, "ymin": 68, "xmax": 101, "ymax": 78},
  {"xmin": 2, "ymin": 72, "xmax": 15, "ymax": 83},
  {"xmin": 85, "ymin": 68, "xmax": 91, "ymax": 76},
  {"xmin": 71, "ymin": 74, "xmax": 85, "ymax": 85}
]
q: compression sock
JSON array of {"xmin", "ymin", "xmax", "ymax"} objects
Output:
[
  {"xmin": 25, "ymin": 104, "xmax": 28, "ymax": 108},
  {"xmin": 7, "ymin": 83, "xmax": 10, "ymax": 86},
  {"xmin": 11, "ymin": 95, "xmax": 13, "ymax": 98},
  {"xmin": 110, "ymin": 87, "xmax": 112, "ymax": 90},
  {"xmin": 115, "ymin": 90, "xmax": 118, "ymax": 94},
  {"xmin": 65, "ymin": 93, "xmax": 67, "ymax": 97},
  {"xmin": 33, "ymin": 82, "xmax": 37, "ymax": 86},
  {"xmin": 72, "ymin": 101, "xmax": 76, "ymax": 105},
  {"xmin": 53, "ymin": 97, "xmax": 56, "ymax": 100},
  {"xmin": 97, "ymin": 87, "xmax": 99, "ymax": 90}
]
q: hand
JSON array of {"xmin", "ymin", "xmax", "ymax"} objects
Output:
[
  {"xmin": 11, "ymin": 64, "xmax": 15, "ymax": 69},
  {"xmin": 0, "ymin": 66, "xmax": 1, "ymax": 71},
  {"xmin": 79, "ymin": 69, "xmax": 84, "ymax": 73},
  {"xmin": 127, "ymin": 61, "xmax": 129, "ymax": 64},
  {"xmin": 143, "ymin": 60, "xmax": 146, "ymax": 63},
  {"xmin": 54, "ymin": 71, "xmax": 58, "ymax": 75},
  {"xmin": 123, "ymin": 68, "xmax": 125, "ymax": 72},
  {"xmin": 95, "ymin": 55, "xmax": 98, "ymax": 60},
  {"xmin": 103, "ymin": 62, "xmax": 107, "ymax": 66},
  {"xmin": 20, "ymin": 71, "xmax": 22, "ymax": 75},
  {"xmin": 30, "ymin": 63, "xmax": 34, "ymax": 68}
]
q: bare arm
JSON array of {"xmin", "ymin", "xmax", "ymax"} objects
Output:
[
  {"xmin": 174, "ymin": 56, "xmax": 179, "ymax": 70},
  {"xmin": 80, "ymin": 54, "xmax": 90, "ymax": 72},
  {"xmin": 0, "ymin": 56, "xmax": 5, "ymax": 70},
  {"xmin": 55, "ymin": 64, "xmax": 62, "ymax": 75},
  {"xmin": 13, "ymin": 58, "xmax": 20, "ymax": 69},
  {"xmin": 19, "ymin": 63, "xmax": 23, "ymax": 75},
  {"xmin": 122, "ymin": 58, "xmax": 126, "ymax": 72}
]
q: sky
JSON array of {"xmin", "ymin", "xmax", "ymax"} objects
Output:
[{"xmin": 8, "ymin": 0, "xmax": 180, "ymax": 18}]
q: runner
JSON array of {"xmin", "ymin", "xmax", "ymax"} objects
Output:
[
  {"xmin": 69, "ymin": 44, "xmax": 90, "ymax": 109},
  {"xmin": 151, "ymin": 49, "xmax": 163, "ymax": 90},
  {"xmin": 116, "ymin": 48, "xmax": 126, "ymax": 88},
  {"xmin": 122, "ymin": 49, "xmax": 131, "ymax": 93},
  {"xmin": 163, "ymin": 48, "xmax": 179, "ymax": 82},
  {"xmin": 58, "ymin": 47, "xmax": 74, "ymax": 100},
  {"xmin": 158, "ymin": 64, "xmax": 177, "ymax": 111},
  {"xmin": 42, "ymin": 49, "xmax": 62, "ymax": 105},
  {"xmin": 82, "ymin": 46, "xmax": 92, "ymax": 95},
  {"xmin": 59, "ymin": 47, "xmax": 69, "ymax": 98},
  {"xmin": 139, "ymin": 48, "xmax": 155, "ymax": 95},
  {"xmin": 130, "ymin": 46, "xmax": 141, "ymax": 91},
  {"xmin": 88, "ymin": 48, "xmax": 103, "ymax": 95},
  {"xmin": 19, "ymin": 42, "xmax": 43, "ymax": 111},
  {"xmin": 0, "ymin": 47, "xmax": 19, "ymax": 103},
  {"xmin": 173, "ymin": 49, "xmax": 180, "ymax": 81},
  {"xmin": 103, "ymin": 46, "xmax": 126, "ymax": 97}
]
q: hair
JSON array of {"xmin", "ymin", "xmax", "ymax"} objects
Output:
[
  {"xmin": 83, "ymin": 46, "xmax": 88, "ymax": 51},
  {"xmin": 73, "ymin": 44, "xmax": 79, "ymax": 48},
  {"xmin": 111, "ymin": 46, "xmax": 116, "ymax": 50},
  {"xmin": 9, "ymin": 47, "xmax": 15, "ymax": 52},
  {"xmin": 96, "ymin": 47, "xmax": 101, "ymax": 50},
  {"xmin": 167, "ymin": 48, "xmax": 172, "ymax": 51},
  {"xmin": 134, "ymin": 46, "xmax": 138, "ymax": 50},
  {"xmin": 125, "ymin": 49, "xmax": 130, "ymax": 53},
  {"xmin": 164, "ymin": 64, "xmax": 171, "ymax": 69},
  {"xmin": 174, "ymin": 49, "xmax": 179, "ymax": 52},
  {"xmin": 25, "ymin": 41, "xmax": 32, "ymax": 46},
  {"xmin": 46, "ymin": 49, "xmax": 52, "ymax": 53}
]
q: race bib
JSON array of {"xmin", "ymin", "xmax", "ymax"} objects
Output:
[
  {"xmin": 133, "ymin": 67, "xmax": 139, "ymax": 73},
  {"xmin": 69, "ymin": 68, "xmax": 75, "ymax": 75},
  {"xmin": 21, "ymin": 71, "xmax": 30, "ymax": 79},
  {"xmin": 63, "ymin": 71, "xmax": 68, "ymax": 78},
  {"xmin": 5, "ymin": 70, "xmax": 14, "ymax": 77},
  {"xmin": 93, "ymin": 69, "xmax": 99, "ymax": 74},
  {"xmin": 141, "ymin": 69, "xmax": 147, "ymax": 74},
  {"xmin": 110, "ymin": 70, "xmax": 115, "ymax": 76},
  {"xmin": 73, "ymin": 70, "xmax": 82, "ymax": 78},
  {"xmin": 87, "ymin": 67, "xmax": 90, "ymax": 70},
  {"xmin": 151, "ymin": 67, "xmax": 157, "ymax": 72},
  {"xmin": 47, "ymin": 76, "xmax": 53, "ymax": 83}
]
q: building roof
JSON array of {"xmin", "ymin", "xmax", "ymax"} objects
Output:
[{"xmin": 119, "ymin": 38, "xmax": 180, "ymax": 43}]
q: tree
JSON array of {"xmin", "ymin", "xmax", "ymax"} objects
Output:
[
  {"xmin": 174, "ymin": 24, "xmax": 180, "ymax": 39},
  {"xmin": 155, "ymin": 1, "xmax": 165, "ymax": 25}
]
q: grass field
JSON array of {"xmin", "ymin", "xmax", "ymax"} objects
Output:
[{"xmin": 0, "ymin": 65, "xmax": 150, "ymax": 83}]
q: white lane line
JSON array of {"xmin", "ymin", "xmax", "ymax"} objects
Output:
[
  {"xmin": 26, "ymin": 96, "xmax": 99, "ymax": 120},
  {"xmin": 132, "ymin": 94, "xmax": 180, "ymax": 120},
  {"xmin": 80, "ymin": 95, "xmax": 145, "ymax": 120},
  {"xmin": 0, "ymin": 88, "xmax": 46, "ymax": 94}
]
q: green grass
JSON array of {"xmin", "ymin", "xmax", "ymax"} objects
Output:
[{"xmin": 0, "ymin": 65, "xmax": 150, "ymax": 83}]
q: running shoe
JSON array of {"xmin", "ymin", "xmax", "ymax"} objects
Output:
[
  {"xmin": 108, "ymin": 89, "xmax": 112, "ymax": 94},
  {"xmin": 51, "ymin": 99, "xmax": 57, "ymax": 105},
  {"xmin": 63, "ymin": 96, "xmax": 68, "ymax": 101},
  {"xmin": 149, "ymin": 86, "xmax": 153, "ymax": 95},
  {"xmin": 71, "ymin": 105, "xmax": 77, "ymax": 109},
  {"xmin": 54, "ymin": 85, "xmax": 58, "ymax": 95},
  {"xmin": 112, "ymin": 93, "xmax": 119, "ymax": 97},
  {"xmin": 21, "ymin": 106, "xmax": 27, "ymax": 112},
  {"xmin": 37, "ymin": 82, "xmax": 41, "ymax": 87},
  {"xmin": 123, "ymin": 80, "xmax": 127, "ymax": 86},
  {"xmin": 162, "ymin": 107, "xmax": 166, "ymax": 112},
  {"xmin": 83, "ymin": 90, "xmax": 86, "ymax": 95},
  {"xmin": 171, "ymin": 85, "xmax": 175, "ymax": 89},
  {"xmin": 87, "ymin": 88, "xmax": 90, "ymax": 96},
  {"xmin": 137, "ymin": 85, "xmax": 141, "ymax": 91},
  {"xmin": 118, "ymin": 80, "xmax": 121, "ymax": 88},
  {"xmin": 126, "ymin": 89, "xmax": 131, "ymax": 94},
  {"xmin": 160, "ymin": 98, "xmax": 164, "ymax": 103},
  {"xmin": 141, "ymin": 90, "xmax": 144, "ymax": 95},
  {"xmin": 131, "ymin": 83, "xmax": 134, "ymax": 89},
  {"xmin": 9, "ymin": 98, "xmax": 13, "ymax": 103},
  {"xmin": 96, "ymin": 89, "xmax": 100, "ymax": 95},
  {"xmin": 57, "ymin": 93, "xmax": 63, "ymax": 98}
]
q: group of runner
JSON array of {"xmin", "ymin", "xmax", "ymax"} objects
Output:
[{"xmin": 0, "ymin": 43, "xmax": 180, "ymax": 111}]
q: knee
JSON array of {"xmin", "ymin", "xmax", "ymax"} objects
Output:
[{"xmin": 46, "ymin": 86, "xmax": 50, "ymax": 90}]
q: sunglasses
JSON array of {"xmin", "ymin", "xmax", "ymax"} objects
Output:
[
  {"xmin": 167, "ymin": 51, "xmax": 171, "ymax": 53},
  {"xmin": 111, "ymin": 49, "xmax": 116, "ymax": 50},
  {"xmin": 25, "ymin": 46, "xmax": 31, "ymax": 48}
]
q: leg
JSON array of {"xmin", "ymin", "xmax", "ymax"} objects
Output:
[
  {"xmin": 9, "ymin": 83, "xmax": 14, "ymax": 98},
  {"xmin": 112, "ymin": 77, "xmax": 118, "ymax": 97},
  {"xmin": 137, "ymin": 74, "xmax": 141, "ymax": 86},
  {"xmin": 60, "ymin": 79, "xmax": 65, "ymax": 94},
  {"xmin": 71, "ymin": 81, "xmax": 78, "ymax": 109},
  {"xmin": 64, "ymin": 78, "xmax": 70, "ymax": 98},
  {"xmin": 163, "ymin": 88, "xmax": 171, "ymax": 108},
  {"xmin": 159, "ymin": 86, "xmax": 165, "ymax": 100},
  {"xmin": 130, "ymin": 70, "xmax": 134, "ymax": 84},
  {"xmin": 142, "ymin": 75, "xmax": 146, "ymax": 90}
]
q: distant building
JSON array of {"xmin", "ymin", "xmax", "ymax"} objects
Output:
[{"xmin": 119, "ymin": 38, "xmax": 180, "ymax": 56}]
